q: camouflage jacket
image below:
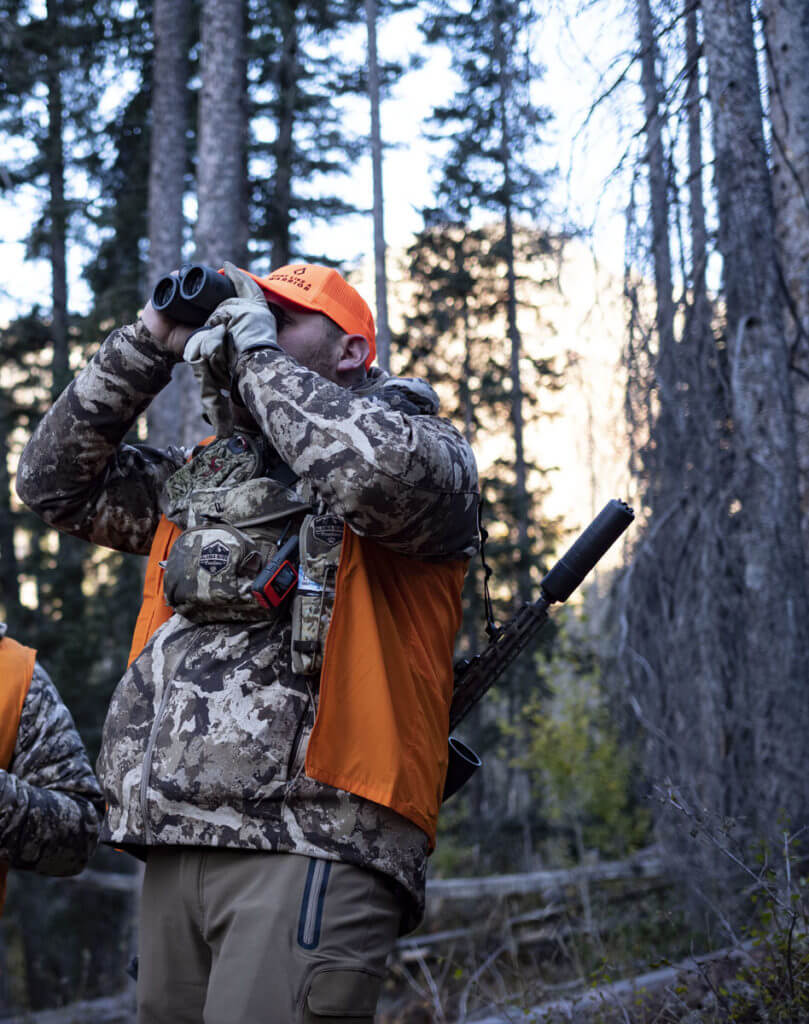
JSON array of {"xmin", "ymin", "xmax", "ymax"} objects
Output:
[
  {"xmin": 1, "ymin": 654, "xmax": 104, "ymax": 876},
  {"xmin": 17, "ymin": 321, "xmax": 480, "ymax": 928}
]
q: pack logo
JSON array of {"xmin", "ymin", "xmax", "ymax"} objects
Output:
[
  {"xmin": 199, "ymin": 540, "xmax": 231, "ymax": 575},
  {"xmin": 312, "ymin": 515, "xmax": 344, "ymax": 547}
]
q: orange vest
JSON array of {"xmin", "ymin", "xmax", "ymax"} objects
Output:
[
  {"xmin": 129, "ymin": 519, "xmax": 466, "ymax": 846},
  {"xmin": 0, "ymin": 635, "xmax": 37, "ymax": 914}
]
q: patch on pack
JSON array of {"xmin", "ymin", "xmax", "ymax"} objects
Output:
[
  {"xmin": 199, "ymin": 540, "xmax": 231, "ymax": 575},
  {"xmin": 312, "ymin": 515, "xmax": 343, "ymax": 546}
]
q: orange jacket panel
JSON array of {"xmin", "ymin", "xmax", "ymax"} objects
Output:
[
  {"xmin": 127, "ymin": 437, "xmax": 216, "ymax": 666},
  {"xmin": 0, "ymin": 635, "xmax": 36, "ymax": 913},
  {"xmin": 306, "ymin": 527, "xmax": 466, "ymax": 846},
  {"xmin": 128, "ymin": 515, "xmax": 182, "ymax": 666}
]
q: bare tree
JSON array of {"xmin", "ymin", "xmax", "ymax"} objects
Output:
[
  {"xmin": 617, "ymin": 0, "xmax": 809, "ymax": 872},
  {"xmin": 196, "ymin": 0, "xmax": 248, "ymax": 267},
  {"xmin": 636, "ymin": 0, "xmax": 678, "ymax": 473},
  {"xmin": 366, "ymin": 0, "xmax": 391, "ymax": 371},
  {"xmin": 146, "ymin": 0, "xmax": 196, "ymax": 449},
  {"xmin": 701, "ymin": 0, "xmax": 809, "ymax": 824},
  {"xmin": 761, "ymin": 0, "xmax": 809, "ymax": 550}
]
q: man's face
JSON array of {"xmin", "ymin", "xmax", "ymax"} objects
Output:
[{"xmin": 268, "ymin": 298, "xmax": 342, "ymax": 382}]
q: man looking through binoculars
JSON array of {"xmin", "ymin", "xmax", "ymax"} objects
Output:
[{"xmin": 17, "ymin": 261, "xmax": 480, "ymax": 1024}]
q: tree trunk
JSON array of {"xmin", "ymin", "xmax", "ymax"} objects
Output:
[
  {"xmin": 685, "ymin": 4, "xmax": 709, "ymax": 317},
  {"xmin": 44, "ymin": 0, "xmax": 84, "ymax": 621},
  {"xmin": 636, "ymin": 0, "xmax": 678, "ymax": 471},
  {"xmin": 683, "ymin": 0, "xmax": 728, "ymax": 815},
  {"xmin": 147, "ymin": 0, "xmax": 190, "ymax": 290},
  {"xmin": 761, "ymin": 0, "xmax": 809, "ymax": 553},
  {"xmin": 271, "ymin": 0, "xmax": 299, "ymax": 269},
  {"xmin": 146, "ymin": 0, "xmax": 197, "ymax": 449},
  {"xmin": 45, "ymin": 0, "xmax": 68, "ymax": 401},
  {"xmin": 701, "ymin": 0, "xmax": 809, "ymax": 827},
  {"xmin": 366, "ymin": 0, "xmax": 391, "ymax": 371},
  {"xmin": 0, "ymin": 399, "xmax": 21, "ymax": 627},
  {"xmin": 493, "ymin": 6, "xmax": 530, "ymax": 606},
  {"xmin": 196, "ymin": 0, "xmax": 247, "ymax": 267}
]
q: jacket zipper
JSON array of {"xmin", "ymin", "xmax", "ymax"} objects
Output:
[{"xmin": 286, "ymin": 689, "xmax": 312, "ymax": 780}]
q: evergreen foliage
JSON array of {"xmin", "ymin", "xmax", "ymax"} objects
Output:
[
  {"xmin": 83, "ymin": 34, "xmax": 153, "ymax": 329},
  {"xmin": 247, "ymin": 0, "xmax": 369, "ymax": 268},
  {"xmin": 397, "ymin": 0, "xmax": 585, "ymax": 874}
]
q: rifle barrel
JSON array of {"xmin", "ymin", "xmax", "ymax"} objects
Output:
[{"xmin": 449, "ymin": 499, "xmax": 634, "ymax": 730}]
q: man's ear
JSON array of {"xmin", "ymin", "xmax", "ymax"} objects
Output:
[{"xmin": 336, "ymin": 333, "xmax": 370, "ymax": 374}]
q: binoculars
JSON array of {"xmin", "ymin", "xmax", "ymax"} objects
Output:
[{"xmin": 151, "ymin": 264, "xmax": 236, "ymax": 326}]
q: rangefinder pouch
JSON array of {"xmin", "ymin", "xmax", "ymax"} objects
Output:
[{"xmin": 152, "ymin": 263, "xmax": 237, "ymax": 326}]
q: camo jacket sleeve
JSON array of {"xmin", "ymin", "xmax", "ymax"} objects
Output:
[
  {"xmin": 16, "ymin": 321, "xmax": 185, "ymax": 555},
  {"xmin": 0, "ymin": 663, "xmax": 104, "ymax": 876},
  {"xmin": 235, "ymin": 349, "xmax": 480, "ymax": 560}
]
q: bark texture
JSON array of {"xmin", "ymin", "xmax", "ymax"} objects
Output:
[
  {"xmin": 619, "ymin": 0, "xmax": 809, "ymax": 860},
  {"xmin": 761, "ymin": 0, "xmax": 809, "ymax": 551},
  {"xmin": 196, "ymin": 0, "xmax": 247, "ymax": 267},
  {"xmin": 699, "ymin": 0, "xmax": 809, "ymax": 822},
  {"xmin": 146, "ymin": 0, "xmax": 198, "ymax": 449},
  {"xmin": 366, "ymin": 0, "xmax": 391, "ymax": 371}
]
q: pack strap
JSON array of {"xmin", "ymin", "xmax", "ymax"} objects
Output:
[{"xmin": 478, "ymin": 496, "xmax": 501, "ymax": 642}]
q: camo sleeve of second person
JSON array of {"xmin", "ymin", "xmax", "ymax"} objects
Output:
[
  {"xmin": 0, "ymin": 663, "xmax": 104, "ymax": 876},
  {"xmin": 16, "ymin": 321, "xmax": 184, "ymax": 554}
]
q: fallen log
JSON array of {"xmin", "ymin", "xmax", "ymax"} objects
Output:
[
  {"xmin": 466, "ymin": 942, "xmax": 756, "ymax": 1023},
  {"xmin": 425, "ymin": 847, "xmax": 664, "ymax": 904}
]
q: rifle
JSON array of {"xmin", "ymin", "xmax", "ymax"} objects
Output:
[{"xmin": 442, "ymin": 498, "xmax": 635, "ymax": 801}]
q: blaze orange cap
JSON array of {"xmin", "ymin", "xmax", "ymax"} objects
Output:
[{"xmin": 241, "ymin": 264, "xmax": 376, "ymax": 369}]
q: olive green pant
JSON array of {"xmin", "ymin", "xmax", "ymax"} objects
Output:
[{"xmin": 136, "ymin": 848, "xmax": 402, "ymax": 1024}]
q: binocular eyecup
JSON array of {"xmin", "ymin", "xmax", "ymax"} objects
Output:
[{"xmin": 151, "ymin": 264, "xmax": 237, "ymax": 326}]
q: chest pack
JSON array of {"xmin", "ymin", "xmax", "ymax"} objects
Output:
[{"xmin": 159, "ymin": 433, "xmax": 343, "ymax": 674}]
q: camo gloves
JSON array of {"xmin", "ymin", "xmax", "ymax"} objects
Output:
[
  {"xmin": 183, "ymin": 262, "xmax": 281, "ymax": 435},
  {"xmin": 184, "ymin": 262, "xmax": 280, "ymax": 371}
]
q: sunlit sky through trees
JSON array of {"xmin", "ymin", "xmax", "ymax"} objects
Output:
[{"xmin": 0, "ymin": 1, "xmax": 636, "ymax": 326}]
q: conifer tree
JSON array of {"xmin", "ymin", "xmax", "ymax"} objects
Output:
[
  {"xmin": 420, "ymin": 0, "xmax": 558, "ymax": 606},
  {"xmin": 247, "ymin": 0, "xmax": 370, "ymax": 268},
  {"xmin": 0, "ymin": 0, "xmax": 115, "ymax": 659},
  {"xmin": 401, "ymin": 0, "xmax": 564, "ymax": 868}
]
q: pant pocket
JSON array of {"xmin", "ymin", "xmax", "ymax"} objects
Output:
[{"xmin": 302, "ymin": 967, "xmax": 383, "ymax": 1023}]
